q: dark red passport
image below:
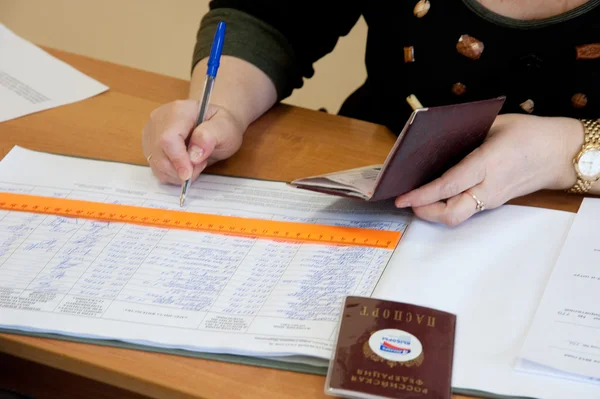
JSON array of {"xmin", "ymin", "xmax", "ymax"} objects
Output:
[
  {"xmin": 325, "ymin": 296, "xmax": 456, "ymax": 399},
  {"xmin": 290, "ymin": 97, "xmax": 505, "ymax": 201}
]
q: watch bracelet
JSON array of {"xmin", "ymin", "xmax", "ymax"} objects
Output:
[{"xmin": 567, "ymin": 119, "xmax": 600, "ymax": 194}]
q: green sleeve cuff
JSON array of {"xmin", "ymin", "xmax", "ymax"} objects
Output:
[{"xmin": 192, "ymin": 8, "xmax": 301, "ymax": 101}]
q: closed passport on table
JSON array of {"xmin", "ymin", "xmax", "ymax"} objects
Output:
[
  {"xmin": 290, "ymin": 97, "xmax": 505, "ymax": 201},
  {"xmin": 325, "ymin": 296, "xmax": 456, "ymax": 399}
]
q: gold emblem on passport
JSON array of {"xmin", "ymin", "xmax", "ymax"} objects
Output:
[
  {"xmin": 362, "ymin": 329, "xmax": 425, "ymax": 368},
  {"xmin": 325, "ymin": 297, "xmax": 456, "ymax": 399}
]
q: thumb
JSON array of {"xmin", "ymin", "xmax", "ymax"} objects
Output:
[
  {"xmin": 187, "ymin": 126, "xmax": 217, "ymax": 166},
  {"xmin": 187, "ymin": 107, "xmax": 244, "ymax": 165}
]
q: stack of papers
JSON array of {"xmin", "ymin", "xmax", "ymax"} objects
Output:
[
  {"xmin": 0, "ymin": 147, "xmax": 410, "ymax": 367},
  {"xmin": 0, "ymin": 24, "xmax": 108, "ymax": 122},
  {"xmin": 517, "ymin": 198, "xmax": 600, "ymax": 384},
  {"xmin": 0, "ymin": 146, "xmax": 598, "ymax": 399}
]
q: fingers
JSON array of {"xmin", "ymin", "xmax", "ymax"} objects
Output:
[
  {"xmin": 158, "ymin": 100, "xmax": 201, "ymax": 180},
  {"xmin": 398, "ymin": 144, "xmax": 491, "ymax": 227},
  {"xmin": 142, "ymin": 101, "xmax": 244, "ymax": 187},
  {"xmin": 189, "ymin": 161, "xmax": 208, "ymax": 182},
  {"xmin": 160, "ymin": 134, "xmax": 193, "ymax": 180},
  {"xmin": 148, "ymin": 149, "xmax": 179, "ymax": 184},
  {"xmin": 395, "ymin": 148, "xmax": 486, "ymax": 208},
  {"xmin": 411, "ymin": 189, "xmax": 484, "ymax": 227},
  {"xmin": 149, "ymin": 153, "xmax": 208, "ymax": 185},
  {"xmin": 188, "ymin": 125, "xmax": 217, "ymax": 165},
  {"xmin": 143, "ymin": 99, "xmax": 199, "ymax": 183},
  {"xmin": 187, "ymin": 107, "xmax": 245, "ymax": 164},
  {"xmin": 186, "ymin": 106, "xmax": 217, "ymax": 165}
]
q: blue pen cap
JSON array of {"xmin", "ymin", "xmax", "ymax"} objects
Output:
[{"xmin": 207, "ymin": 21, "xmax": 226, "ymax": 77}]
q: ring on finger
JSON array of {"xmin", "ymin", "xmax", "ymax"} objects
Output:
[
  {"xmin": 465, "ymin": 189, "xmax": 485, "ymax": 212},
  {"xmin": 146, "ymin": 153, "xmax": 153, "ymax": 163}
]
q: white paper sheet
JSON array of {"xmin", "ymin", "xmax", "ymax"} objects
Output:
[
  {"xmin": 0, "ymin": 146, "xmax": 409, "ymax": 364},
  {"xmin": 290, "ymin": 165, "xmax": 382, "ymax": 199},
  {"xmin": 0, "ymin": 24, "xmax": 108, "ymax": 122},
  {"xmin": 517, "ymin": 197, "xmax": 600, "ymax": 384},
  {"xmin": 372, "ymin": 205, "xmax": 600, "ymax": 399}
]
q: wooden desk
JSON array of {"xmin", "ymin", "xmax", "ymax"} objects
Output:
[{"xmin": 0, "ymin": 49, "xmax": 583, "ymax": 399}]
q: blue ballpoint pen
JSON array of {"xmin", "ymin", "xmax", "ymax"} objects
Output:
[{"xmin": 180, "ymin": 21, "xmax": 226, "ymax": 207}]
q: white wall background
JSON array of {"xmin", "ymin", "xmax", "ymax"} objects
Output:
[{"xmin": 0, "ymin": 0, "xmax": 368, "ymax": 113}]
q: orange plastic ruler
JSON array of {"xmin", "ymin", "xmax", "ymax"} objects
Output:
[{"xmin": 0, "ymin": 192, "xmax": 401, "ymax": 249}]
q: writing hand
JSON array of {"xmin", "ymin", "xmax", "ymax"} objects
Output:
[{"xmin": 142, "ymin": 99, "xmax": 246, "ymax": 185}]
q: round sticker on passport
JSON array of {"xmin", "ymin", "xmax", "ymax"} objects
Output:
[{"xmin": 368, "ymin": 329, "xmax": 423, "ymax": 362}]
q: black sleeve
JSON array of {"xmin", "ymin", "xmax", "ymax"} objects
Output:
[{"xmin": 192, "ymin": 0, "xmax": 361, "ymax": 100}]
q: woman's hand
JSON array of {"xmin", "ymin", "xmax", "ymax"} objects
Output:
[
  {"xmin": 141, "ymin": 99, "xmax": 246, "ymax": 185},
  {"xmin": 394, "ymin": 114, "xmax": 583, "ymax": 226}
]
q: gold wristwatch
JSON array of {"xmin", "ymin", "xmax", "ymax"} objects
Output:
[{"xmin": 568, "ymin": 119, "xmax": 600, "ymax": 194}]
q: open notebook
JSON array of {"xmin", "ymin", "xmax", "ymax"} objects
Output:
[
  {"xmin": 290, "ymin": 97, "xmax": 505, "ymax": 201},
  {"xmin": 0, "ymin": 147, "xmax": 598, "ymax": 399}
]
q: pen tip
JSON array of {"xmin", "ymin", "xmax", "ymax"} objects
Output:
[{"xmin": 180, "ymin": 180, "xmax": 189, "ymax": 207}]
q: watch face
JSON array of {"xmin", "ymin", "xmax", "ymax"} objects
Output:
[{"xmin": 577, "ymin": 149, "xmax": 600, "ymax": 178}]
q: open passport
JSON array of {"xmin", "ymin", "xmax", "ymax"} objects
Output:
[{"xmin": 290, "ymin": 97, "xmax": 505, "ymax": 201}]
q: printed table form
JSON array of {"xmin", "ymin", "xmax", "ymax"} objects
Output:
[
  {"xmin": 517, "ymin": 198, "xmax": 600, "ymax": 383},
  {"xmin": 0, "ymin": 147, "xmax": 410, "ymax": 363}
]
